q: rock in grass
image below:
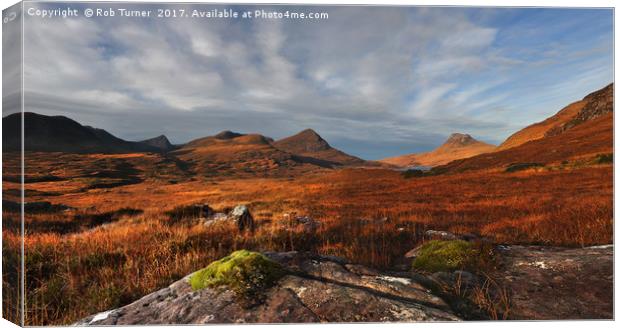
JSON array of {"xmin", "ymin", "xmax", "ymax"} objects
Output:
[
  {"xmin": 228, "ymin": 205, "xmax": 255, "ymax": 231},
  {"xmin": 412, "ymin": 240, "xmax": 477, "ymax": 273},
  {"xmin": 203, "ymin": 205, "xmax": 256, "ymax": 232},
  {"xmin": 189, "ymin": 250, "xmax": 285, "ymax": 307}
]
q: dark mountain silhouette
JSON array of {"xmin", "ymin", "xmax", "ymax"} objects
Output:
[
  {"xmin": 139, "ymin": 135, "xmax": 176, "ymax": 152},
  {"xmin": 273, "ymin": 129, "xmax": 366, "ymax": 166},
  {"xmin": 2, "ymin": 112, "xmax": 159, "ymax": 153}
]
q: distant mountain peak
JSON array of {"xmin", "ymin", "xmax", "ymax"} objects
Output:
[
  {"xmin": 299, "ymin": 128, "xmax": 320, "ymax": 135},
  {"xmin": 442, "ymin": 133, "xmax": 477, "ymax": 148},
  {"xmin": 380, "ymin": 132, "xmax": 495, "ymax": 167},
  {"xmin": 273, "ymin": 129, "xmax": 366, "ymax": 166},
  {"xmin": 140, "ymin": 135, "xmax": 174, "ymax": 151},
  {"xmin": 276, "ymin": 129, "xmax": 331, "ymax": 153}
]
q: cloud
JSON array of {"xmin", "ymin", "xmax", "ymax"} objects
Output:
[{"xmin": 17, "ymin": 4, "xmax": 613, "ymax": 159}]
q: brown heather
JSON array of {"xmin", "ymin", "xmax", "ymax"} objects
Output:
[{"xmin": 1, "ymin": 156, "xmax": 612, "ymax": 325}]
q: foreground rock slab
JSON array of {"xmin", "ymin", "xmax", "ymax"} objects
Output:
[
  {"xmin": 76, "ymin": 252, "xmax": 459, "ymax": 325},
  {"xmin": 496, "ymin": 244, "xmax": 613, "ymax": 320}
]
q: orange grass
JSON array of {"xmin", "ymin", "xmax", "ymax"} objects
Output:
[{"xmin": 1, "ymin": 154, "xmax": 612, "ymax": 324}]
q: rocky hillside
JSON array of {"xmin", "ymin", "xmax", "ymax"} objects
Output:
[
  {"xmin": 381, "ymin": 133, "xmax": 496, "ymax": 167},
  {"xmin": 498, "ymin": 83, "xmax": 613, "ymax": 150},
  {"xmin": 273, "ymin": 129, "xmax": 367, "ymax": 166},
  {"xmin": 436, "ymin": 86, "xmax": 613, "ymax": 174},
  {"xmin": 77, "ymin": 251, "xmax": 460, "ymax": 324}
]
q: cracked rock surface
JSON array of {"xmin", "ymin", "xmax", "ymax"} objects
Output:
[
  {"xmin": 76, "ymin": 252, "xmax": 459, "ymax": 325},
  {"xmin": 495, "ymin": 244, "xmax": 613, "ymax": 320}
]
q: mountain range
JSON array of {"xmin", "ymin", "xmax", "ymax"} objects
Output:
[
  {"xmin": 2, "ymin": 112, "xmax": 374, "ymax": 172},
  {"xmin": 2, "ymin": 83, "xmax": 613, "ymax": 173}
]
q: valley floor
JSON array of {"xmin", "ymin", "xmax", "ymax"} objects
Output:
[{"xmin": 2, "ymin": 151, "xmax": 613, "ymax": 324}]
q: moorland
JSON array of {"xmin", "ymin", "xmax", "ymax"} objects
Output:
[{"xmin": 1, "ymin": 83, "xmax": 613, "ymax": 324}]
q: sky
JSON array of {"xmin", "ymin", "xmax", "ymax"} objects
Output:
[{"xmin": 4, "ymin": 3, "xmax": 614, "ymax": 159}]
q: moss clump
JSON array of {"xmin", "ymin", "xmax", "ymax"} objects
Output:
[
  {"xmin": 412, "ymin": 240, "xmax": 478, "ymax": 273},
  {"xmin": 189, "ymin": 250, "xmax": 285, "ymax": 306}
]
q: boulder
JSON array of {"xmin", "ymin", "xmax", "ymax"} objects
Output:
[
  {"xmin": 203, "ymin": 205, "xmax": 255, "ymax": 232},
  {"xmin": 229, "ymin": 205, "xmax": 255, "ymax": 232},
  {"xmin": 76, "ymin": 251, "xmax": 460, "ymax": 325}
]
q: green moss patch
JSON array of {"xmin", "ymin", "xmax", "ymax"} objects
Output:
[
  {"xmin": 412, "ymin": 240, "xmax": 479, "ymax": 273},
  {"xmin": 189, "ymin": 250, "xmax": 285, "ymax": 306}
]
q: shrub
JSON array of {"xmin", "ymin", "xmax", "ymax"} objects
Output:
[
  {"xmin": 164, "ymin": 204, "xmax": 207, "ymax": 226},
  {"xmin": 412, "ymin": 240, "xmax": 478, "ymax": 272},
  {"xmin": 595, "ymin": 153, "xmax": 613, "ymax": 164},
  {"xmin": 189, "ymin": 250, "xmax": 285, "ymax": 306},
  {"xmin": 505, "ymin": 163, "xmax": 544, "ymax": 173},
  {"xmin": 402, "ymin": 169, "xmax": 426, "ymax": 179}
]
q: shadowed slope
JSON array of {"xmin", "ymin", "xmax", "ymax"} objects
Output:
[{"xmin": 2, "ymin": 112, "xmax": 159, "ymax": 153}]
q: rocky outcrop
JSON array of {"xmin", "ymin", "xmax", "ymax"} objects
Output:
[
  {"xmin": 403, "ymin": 233, "xmax": 613, "ymax": 320},
  {"xmin": 494, "ymin": 244, "xmax": 613, "ymax": 320},
  {"xmin": 76, "ymin": 252, "xmax": 460, "ymax": 325},
  {"xmin": 545, "ymin": 83, "xmax": 613, "ymax": 137}
]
